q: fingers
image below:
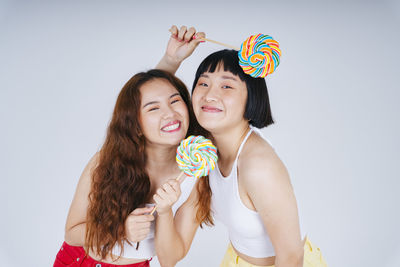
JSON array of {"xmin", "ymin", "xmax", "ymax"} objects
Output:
[
  {"xmin": 127, "ymin": 210, "xmax": 154, "ymax": 223},
  {"xmin": 131, "ymin": 206, "xmax": 154, "ymax": 216},
  {"xmin": 155, "ymin": 181, "xmax": 180, "ymax": 200},
  {"xmin": 134, "ymin": 214, "xmax": 154, "ymax": 222},
  {"xmin": 195, "ymin": 31, "xmax": 206, "ymax": 41},
  {"xmin": 153, "ymin": 193, "xmax": 163, "ymax": 204},
  {"xmin": 184, "ymin": 27, "xmax": 196, "ymax": 42},
  {"xmin": 126, "ymin": 224, "xmax": 151, "ymax": 242},
  {"xmin": 177, "ymin": 25, "xmax": 187, "ymax": 40},
  {"xmin": 162, "ymin": 182, "xmax": 176, "ymax": 195},
  {"xmin": 167, "ymin": 179, "xmax": 181, "ymax": 192},
  {"xmin": 169, "ymin": 25, "xmax": 178, "ymax": 36},
  {"xmin": 169, "ymin": 25, "xmax": 202, "ymax": 43}
]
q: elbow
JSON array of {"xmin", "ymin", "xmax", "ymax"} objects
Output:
[
  {"xmin": 64, "ymin": 228, "xmax": 85, "ymax": 247},
  {"xmin": 157, "ymin": 248, "xmax": 185, "ymax": 267},
  {"xmin": 158, "ymin": 255, "xmax": 182, "ymax": 267},
  {"xmin": 291, "ymin": 249, "xmax": 304, "ymax": 267},
  {"xmin": 64, "ymin": 230, "xmax": 77, "ymax": 246},
  {"xmin": 158, "ymin": 260, "xmax": 177, "ymax": 267}
]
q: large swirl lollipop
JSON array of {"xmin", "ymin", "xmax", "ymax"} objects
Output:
[
  {"xmin": 238, "ymin": 34, "xmax": 281, "ymax": 78},
  {"xmin": 197, "ymin": 33, "xmax": 281, "ymax": 78},
  {"xmin": 176, "ymin": 135, "xmax": 218, "ymax": 179}
]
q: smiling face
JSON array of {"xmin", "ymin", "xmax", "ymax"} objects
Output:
[
  {"xmin": 192, "ymin": 66, "xmax": 248, "ymax": 134},
  {"xmin": 139, "ymin": 78, "xmax": 189, "ymax": 146}
]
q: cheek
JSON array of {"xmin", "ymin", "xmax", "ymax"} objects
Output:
[
  {"xmin": 226, "ymin": 93, "xmax": 247, "ymax": 117},
  {"xmin": 178, "ymin": 104, "xmax": 190, "ymax": 124},
  {"xmin": 191, "ymin": 90, "xmax": 201, "ymax": 110},
  {"xmin": 139, "ymin": 113, "xmax": 158, "ymax": 135}
]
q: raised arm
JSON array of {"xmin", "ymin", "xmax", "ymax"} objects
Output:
[
  {"xmin": 153, "ymin": 179, "xmax": 201, "ymax": 267},
  {"xmin": 156, "ymin": 25, "xmax": 205, "ymax": 74},
  {"xmin": 241, "ymin": 150, "xmax": 304, "ymax": 267}
]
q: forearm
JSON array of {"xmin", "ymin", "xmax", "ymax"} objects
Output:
[
  {"xmin": 156, "ymin": 54, "xmax": 182, "ymax": 74},
  {"xmin": 64, "ymin": 223, "xmax": 86, "ymax": 246},
  {"xmin": 155, "ymin": 210, "xmax": 185, "ymax": 267}
]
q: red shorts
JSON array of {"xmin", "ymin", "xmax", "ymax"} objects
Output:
[{"xmin": 54, "ymin": 242, "xmax": 151, "ymax": 267}]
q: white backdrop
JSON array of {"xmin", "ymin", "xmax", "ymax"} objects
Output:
[{"xmin": 1, "ymin": 1, "xmax": 399, "ymax": 266}]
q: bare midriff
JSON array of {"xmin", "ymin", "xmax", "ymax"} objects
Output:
[{"xmin": 233, "ymin": 245, "xmax": 275, "ymax": 266}]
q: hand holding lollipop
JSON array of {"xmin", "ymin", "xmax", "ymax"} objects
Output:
[{"xmin": 151, "ymin": 135, "xmax": 218, "ymax": 215}]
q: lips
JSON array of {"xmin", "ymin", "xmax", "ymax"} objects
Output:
[
  {"xmin": 161, "ymin": 120, "xmax": 181, "ymax": 133},
  {"xmin": 201, "ymin": 105, "xmax": 223, "ymax": 113}
]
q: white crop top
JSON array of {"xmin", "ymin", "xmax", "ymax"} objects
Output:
[
  {"xmin": 111, "ymin": 175, "xmax": 196, "ymax": 259},
  {"xmin": 209, "ymin": 127, "xmax": 276, "ymax": 258}
]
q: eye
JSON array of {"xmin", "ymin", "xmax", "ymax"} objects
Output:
[
  {"xmin": 198, "ymin": 82, "xmax": 208, "ymax": 87},
  {"xmin": 222, "ymin": 85, "xmax": 233, "ymax": 89},
  {"xmin": 148, "ymin": 107, "xmax": 159, "ymax": 112},
  {"xmin": 171, "ymin": 99, "xmax": 180, "ymax": 104}
]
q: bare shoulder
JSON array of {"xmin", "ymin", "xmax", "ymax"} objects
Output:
[
  {"xmin": 238, "ymin": 132, "xmax": 291, "ymax": 188},
  {"xmin": 80, "ymin": 152, "xmax": 100, "ymax": 182},
  {"xmin": 72, "ymin": 152, "xmax": 100, "ymax": 198}
]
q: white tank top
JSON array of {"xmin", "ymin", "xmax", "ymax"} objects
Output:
[
  {"xmin": 111, "ymin": 175, "xmax": 196, "ymax": 259},
  {"xmin": 209, "ymin": 127, "xmax": 276, "ymax": 258}
]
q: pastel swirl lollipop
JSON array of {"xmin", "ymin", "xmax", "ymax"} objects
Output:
[
  {"xmin": 238, "ymin": 34, "xmax": 281, "ymax": 78},
  {"xmin": 176, "ymin": 135, "xmax": 218, "ymax": 179}
]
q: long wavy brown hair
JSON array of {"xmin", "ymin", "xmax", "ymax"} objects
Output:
[{"xmin": 85, "ymin": 69, "xmax": 213, "ymax": 259}]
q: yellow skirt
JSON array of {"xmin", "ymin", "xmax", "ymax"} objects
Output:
[{"xmin": 220, "ymin": 238, "xmax": 328, "ymax": 267}]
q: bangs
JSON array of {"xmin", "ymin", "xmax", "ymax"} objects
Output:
[{"xmin": 194, "ymin": 49, "xmax": 248, "ymax": 83}]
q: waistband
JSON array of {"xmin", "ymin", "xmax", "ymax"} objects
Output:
[{"xmin": 54, "ymin": 241, "xmax": 151, "ymax": 267}]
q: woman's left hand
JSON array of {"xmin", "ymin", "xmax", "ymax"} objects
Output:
[{"xmin": 153, "ymin": 179, "xmax": 181, "ymax": 215}]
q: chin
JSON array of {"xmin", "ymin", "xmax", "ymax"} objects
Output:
[
  {"xmin": 197, "ymin": 120, "xmax": 221, "ymax": 133},
  {"xmin": 164, "ymin": 133, "xmax": 186, "ymax": 145}
]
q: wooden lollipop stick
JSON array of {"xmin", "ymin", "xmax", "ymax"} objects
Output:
[
  {"xmin": 149, "ymin": 171, "xmax": 185, "ymax": 215},
  {"xmin": 168, "ymin": 29, "xmax": 239, "ymax": 50},
  {"xmin": 198, "ymin": 37, "xmax": 240, "ymax": 50}
]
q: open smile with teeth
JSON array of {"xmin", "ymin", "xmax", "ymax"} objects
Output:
[{"xmin": 161, "ymin": 121, "xmax": 181, "ymax": 132}]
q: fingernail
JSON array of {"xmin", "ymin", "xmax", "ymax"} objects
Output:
[{"xmin": 193, "ymin": 35, "xmax": 197, "ymax": 40}]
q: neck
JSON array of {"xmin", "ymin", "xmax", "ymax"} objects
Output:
[
  {"xmin": 212, "ymin": 121, "xmax": 250, "ymax": 163},
  {"xmin": 145, "ymin": 143, "xmax": 178, "ymax": 175}
]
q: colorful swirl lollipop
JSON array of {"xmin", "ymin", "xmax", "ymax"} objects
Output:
[
  {"xmin": 238, "ymin": 34, "xmax": 281, "ymax": 78},
  {"xmin": 176, "ymin": 135, "xmax": 218, "ymax": 179}
]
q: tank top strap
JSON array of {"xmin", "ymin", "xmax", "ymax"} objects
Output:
[{"xmin": 233, "ymin": 128, "xmax": 253, "ymax": 164}]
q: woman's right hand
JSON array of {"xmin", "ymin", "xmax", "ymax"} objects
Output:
[
  {"xmin": 156, "ymin": 25, "xmax": 205, "ymax": 73},
  {"xmin": 124, "ymin": 206, "xmax": 155, "ymax": 243},
  {"xmin": 165, "ymin": 25, "xmax": 205, "ymax": 64}
]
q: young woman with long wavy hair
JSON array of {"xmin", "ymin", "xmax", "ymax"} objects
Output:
[{"xmin": 53, "ymin": 69, "xmax": 212, "ymax": 267}]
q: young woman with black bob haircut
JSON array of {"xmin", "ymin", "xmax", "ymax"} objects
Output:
[
  {"xmin": 53, "ymin": 68, "xmax": 213, "ymax": 267},
  {"xmin": 156, "ymin": 25, "xmax": 327, "ymax": 267}
]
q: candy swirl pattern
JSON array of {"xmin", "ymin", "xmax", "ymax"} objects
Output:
[
  {"xmin": 176, "ymin": 135, "xmax": 218, "ymax": 178},
  {"xmin": 238, "ymin": 34, "xmax": 281, "ymax": 78}
]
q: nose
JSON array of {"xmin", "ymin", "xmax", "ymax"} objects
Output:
[
  {"xmin": 161, "ymin": 104, "xmax": 175, "ymax": 119},
  {"xmin": 203, "ymin": 84, "xmax": 219, "ymax": 102}
]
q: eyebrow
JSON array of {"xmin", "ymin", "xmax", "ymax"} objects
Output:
[
  {"xmin": 221, "ymin": 75, "xmax": 238, "ymax": 81},
  {"xmin": 199, "ymin": 74, "xmax": 238, "ymax": 81},
  {"xmin": 142, "ymin": 92, "xmax": 181, "ymax": 108}
]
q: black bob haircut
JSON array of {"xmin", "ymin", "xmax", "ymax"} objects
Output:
[{"xmin": 191, "ymin": 49, "xmax": 274, "ymax": 129}]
